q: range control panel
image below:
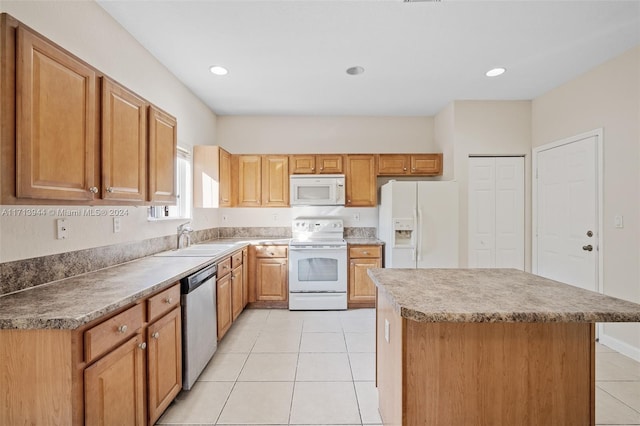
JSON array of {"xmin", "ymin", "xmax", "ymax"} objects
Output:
[{"xmin": 292, "ymin": 217, "xmax": 344, "ymax": 239}]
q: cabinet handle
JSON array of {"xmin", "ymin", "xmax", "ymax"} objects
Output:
[
  {"xmin": 106, "ymin": 187, "xmax": 114, "ymax": 193},
  {"xmin": 89, "ymin": 186, "xmax": 98, "ymax": 194},
  {"xmin": 152, "ymin": 332, "xmax": 160, "ymax": 339},
  {"xmin": 138, "ymin": 342, "xmax": 147, "ymax": 350},
  {"xmin": 118, "ymin": 325, "xmax": 128, "ymax": 334},
  {"xmin": 164, "ymin": 297, "xmax": 173, "ymax": 304}
]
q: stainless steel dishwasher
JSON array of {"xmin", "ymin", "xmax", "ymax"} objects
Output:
[{"xmin": 180, "ymin": 263, "xmax": 217, "ymax": 390}]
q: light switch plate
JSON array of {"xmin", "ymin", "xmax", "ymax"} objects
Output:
[{"xmin": 615, "ymin": 215, "xmax": 624, "ymax": 228}]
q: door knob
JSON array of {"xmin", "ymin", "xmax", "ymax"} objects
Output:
[{"xmin": 582, "ymin": 245, "xmax": 593, "ymax": 252}]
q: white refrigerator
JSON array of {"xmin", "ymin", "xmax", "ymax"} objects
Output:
[{"xmin": 379, "ymin": 181, "xmax": 459, "ymax": 268}]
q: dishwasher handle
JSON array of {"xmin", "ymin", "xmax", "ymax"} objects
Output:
[{"xmin": 181, "ymin": 263, "xmax": 217, "ymax": 294}]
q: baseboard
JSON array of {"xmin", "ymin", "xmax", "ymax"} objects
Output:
[{"xmin": 598, "ymin": 333, "xmax": 640, "ymax": 362}]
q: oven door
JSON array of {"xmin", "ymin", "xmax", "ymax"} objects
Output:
[{"xmin": 289, "ymin": 246, "xmax": 347, "ymax": 293}]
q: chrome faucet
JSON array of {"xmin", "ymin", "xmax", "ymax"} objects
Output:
[{"xmin": 177, "ymin": 221, "xmax": 193, "ymax": 249}]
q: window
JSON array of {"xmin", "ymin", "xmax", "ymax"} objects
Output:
[{"xmin": 148, "ymin": 146, "xmax": 192, "ymax": 220}]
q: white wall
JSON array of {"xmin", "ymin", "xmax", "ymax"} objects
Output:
[
  {"xmin": 439, "ymin": 101, "xmax": 533, "ymax": 271},
  {"xmin": 532, "ymin": 45, "xmax": 640, "ymax": 357},
  {"xmin": 216, "ymin": 116, "xmax": 435, "ymax": 154},
  {"xmin": 0, "ymin": 1, "xmax": 218, "ymax": 262},
  {"xmin": 434, "ymin": 103, "xmax": 456, "ymax": 181}
]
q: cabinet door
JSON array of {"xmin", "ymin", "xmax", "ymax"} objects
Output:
[
  {"xmin": 102, "ymin": 78, "xmax": 147, "ymax": 202},
  {"xmin": 16, "ymin": 26, "xmax": 99, "ymax": 201},
  {"xmin": 377, "ymin": 154, "xmax": 409, "ymax": 175},
  {"xmin": 84, "ymin": 334, "xmax": 146, "ymax": 426},
  {"xmin": 262, "ymin": 155, "xmax": 289, "ymax": 207},
  {"xmin": 148, "ymin": 105, "xmax": 177, "ymax": 203},
  {"xmin": 410, "ymin": 154, "xmax": 442, "ymax": 175},
  {"xmin": 147, "ymin": 308, "xmax": 182, "ymax": 425},
  {"xmin": 317, "ymin": 155, "xmax": 343, "ymax": 174},
  {"xmin": 242, "ymin": 248, "xmax": 249, "ymax": 308},
  {"xmin": 216, "ymin": 273, "xmax": 233, "ymax": 340},
  {"xmin": 219, "ymin": 148, "xmax": 232, "ymax": 206},
  {"xmin": 231, "ymin": 265, "xmax": 244, "ymax": 321},
  {"xmin": 289, "ymin": 155, "xmax": 315, "ymax": 174},
  {"xmin": 348, "ymin": 257, "xmax": 380, "ymax": 305},
  {"xmin": 256, "ymin": 258, "xmax": 288, "ymax": 301},
  {"xmin": 234, "ymin": 155, "xmax": 262, "ymax": 207},
  {"xmin": 345, "ymin": 155, "xmax": 376, "ymax": 207}
]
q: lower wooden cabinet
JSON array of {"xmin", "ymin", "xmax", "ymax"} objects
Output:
[
  {"xmin": 216, "ymin": 272, "xmax": 233, "ymax": 340},
  {"xmin": 249, "ymin": 244, "xmax": 288, "ymax": 307},
  {"xmin": 84, "ymin": 333, "xmax": 147, "ymax": 425},
  {"xmin": 216, "ymin": 249, "xmax": 248, "ymax": 340},
  {"xmin": 147, "ymin": 307, "xmax": 182, "ymax": 425},
  {"xmin": 348, "ymin": 245, "xmax": 382, "ymax": 308}
]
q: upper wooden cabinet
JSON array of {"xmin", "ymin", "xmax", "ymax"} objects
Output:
[
  {"xmin": 232, "ymin": 154, "xmax": 289, "ymax": 207},
  {"xmin": 377, "ymin": 154, "xmax": 443, "ymax": 176},
  {"xmin": 101, "ymin": 78, "xmax": 147, "ymax": 202},
  {"xmin": 289, "ymin": 154, "xmax": 344, "ymax": 174},
  {"xmin": 345, "ymin": 154, "xmax": 377, "ymax": 207},
  {"xmin": 148, "ymin": 106, "xmax": 177, "ymax": 204},
  {"xmin": 262, "ymin": 155, "xmax": 289, "ymax": 207},
  {"xmin": 193, "ymin": 146, "xmax": 231, "ymax": 208},
  {"xmin": 15, "ymin": 25, "xmax": 99, "ymax": 201},
  {"xmin": 233, "ymin": 155, "xmax": 262, "ymax": 207},
  {"xmin": 2, "ymin": 16, "xmax": 178, "ymax": 205}
]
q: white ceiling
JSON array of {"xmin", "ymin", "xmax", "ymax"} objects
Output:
[{"xmin": 97, "ymin": 0, "xmax": 640, "ymax": 116}]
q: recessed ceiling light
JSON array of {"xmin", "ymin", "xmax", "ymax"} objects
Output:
[
  {"xmin": 346, "ymin": 66, "xmax": 365, "ymax": 76},
  {"xmin": 486, "ymin": 67, "xmax": 506, "ymax": 77},
  {"xmin": 209, "ymin": 65, "xmax": 228, "ymax": 76}
]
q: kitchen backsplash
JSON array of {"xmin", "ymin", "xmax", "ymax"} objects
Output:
[{"xmin": 0, "ymin": 226, "xmax": 377, "ymax": 295}]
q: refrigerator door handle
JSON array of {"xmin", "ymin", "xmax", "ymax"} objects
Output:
[
  {"xmin": 412, "ymin": 209, "xmax": 418, "ymax": 262},
  {"xmin": 417, "ymin": 207, "xmax": 423, "ymax": 262}
]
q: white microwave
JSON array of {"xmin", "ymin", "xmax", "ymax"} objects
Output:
[{"xmin": 290, "ymin": 174, "xmax": 345, "ymax": 206}]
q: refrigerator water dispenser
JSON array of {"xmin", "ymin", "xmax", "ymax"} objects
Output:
[{"xmin": 393, "ymin": 218, "xmax": 414, "ymax": 247}]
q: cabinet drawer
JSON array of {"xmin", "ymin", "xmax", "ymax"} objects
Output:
[
  {"xmin": 147, "ymin": 283, "xmax": 180, "ymax": 323},
  {"xmin": 84, "ymin": 303, "xmax": 144, "ymax": 363},
  {"xmin": 218, "ymin": 257, "xmax": 232, "ymax": 277},
  {"xmin": 254, "ymin": 245, "xmax": 288, "ymax": 258},
  {"xmin": 349, "ymin": 246, "xmax": 381, "ymax": 258},
  {"xmin": 231, "ymin": 251, "xmax": 243, "ymax": 268}
]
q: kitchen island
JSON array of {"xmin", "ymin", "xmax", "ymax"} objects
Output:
[{"xmin": 368, "ymin": 268, "xmax": 640, "ymax": 426}]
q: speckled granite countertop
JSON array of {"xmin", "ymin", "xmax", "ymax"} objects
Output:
[
  {"xmin": 346, "ymin": 238, "xmax": 383, "ymax": 245},
  {"xmin": 368, "ymin": 268, "xmax": 640, "ymax": 323},
  {"xmin": 0, "ymin": 256, "xmax": 222, "ymax": 330}
]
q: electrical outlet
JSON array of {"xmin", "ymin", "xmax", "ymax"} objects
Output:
[
  {"xmin": 56, "ymin": 219, "xmax": 68, "ymax": 240},
  {"xmin": 353, "ymin": 212, "xmax": 360, "ymax": 222},
  {"xmin": 384, "ymin": 319, "xmax": 390, "ymax": 343},
  {"xmin": 272, "ymin": 214, "xmax": 278, "ymax": 222},
  {"xmin": 113, "ymin": 217, "xmax": 121, "ymax": 233},
  {"xmin": 222, "ymin": 215, "xmax": 228, "ymax": 222}
]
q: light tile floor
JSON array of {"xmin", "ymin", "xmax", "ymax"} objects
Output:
[{"xmin": 157, "ymin": 308, "xmax": 640, "ymax": 425}]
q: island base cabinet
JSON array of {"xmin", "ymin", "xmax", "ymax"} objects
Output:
[
  {"xmin": 84, "ymin": 333, "xmax": 147, "ymax": 425},
  {"xmin": 376, "ymin": 292, "xmax": 595, "ymax": 426}
]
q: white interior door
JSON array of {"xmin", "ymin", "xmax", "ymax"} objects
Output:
[
  {"xmin": 535, "ymin": 135, "xmax": 598, "ymax": 291},
  {"xmin": 468, "ymin": 157, "xmax": 524, "ymax": 269}
]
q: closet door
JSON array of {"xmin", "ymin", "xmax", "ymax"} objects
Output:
[{"xmin": 468, "ymin": 157, "xmax": 524, "ymax": 269}]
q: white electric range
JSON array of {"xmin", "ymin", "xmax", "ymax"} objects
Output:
[{"xmin": 288, "ymin": 217, "xmax": 348, "ymax": 310}]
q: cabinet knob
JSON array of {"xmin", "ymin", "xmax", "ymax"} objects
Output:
[
  {"xmin": 269, "ymin": 252, "xmax": 275, "ymax": 256},
  {"xmin": 347, "ymin": 200, "xmax": 351, "ymax": 203},
  {"xmin": 138, "ymin": 342, "xmax": 147, "ymax": 350},
  {"xmin": 89, "ymin": 186, "xmax": 98, "ymax": 194},
  {"xmin": 164, "ymin": 297, "xmax": 173, "ymax": 304},
  {"xmin": 403, "ymin": 167, "xmax": 407, "ymax": 171},
  {"xmin": 118, "ymin": 325, "xmax": 128, "ymax": 334},
  {"xmin": 311, "ymin": 167, "xmax": 315, "ymax": 171},
  {"xmin": 411, "ymin": 168, "xmax": 416, "ymax": 171},
  {"xmin": 363, "ymin": 251, "xmax": 369, "ymax": 255},
  {"xmin": 106, "ymin": 187, "xmax": 114, "ymax": 193},
  {"xmin": 152, "ymin": 332, "xmax": 160, "ymax": 339},
  {"xmin": 320, "ymin": 167, "xmax": 324, "ymax": 170}
]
